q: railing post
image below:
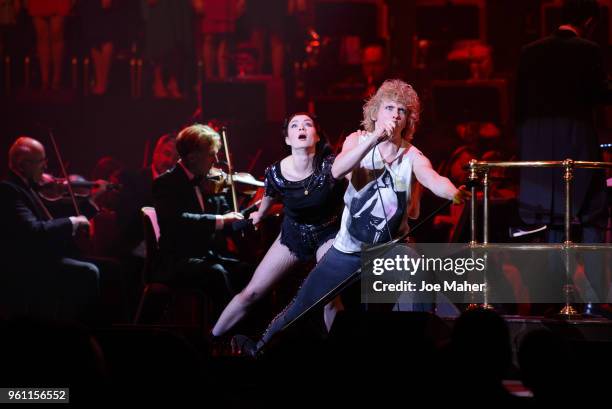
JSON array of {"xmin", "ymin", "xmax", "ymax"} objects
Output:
[
  {"xmin": 563, "ymin": 159, "xmax": 574, "ymax": 245},
  {"xmin": 482, "ymin": 168, "xmax": 490, "ymax": 245},
  {"xmin": 468, "ymin": 159, "xmax": 478, "ymax": 245},
  {"xmin": 560, "ymin": 159, "xmax": 579, "ymax": 316}
]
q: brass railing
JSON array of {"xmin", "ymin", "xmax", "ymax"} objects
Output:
[
  {"xmin": 466, "ymin": 159, "xmax": 612, "ymax": 315},
  {"xmin": 467, "ymin": 159, "xmax": 612, "ymax": 245}
]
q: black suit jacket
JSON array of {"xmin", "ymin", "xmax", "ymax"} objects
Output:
[
  {"xmin": 0, "ymin": 171, "xmax": 74, "ymax": 268},
  {"xmin": 517, "ymin": 29, "xmax": 610, "ymax": 122},
  {"xmin": 516, "ymin": 29, "xmax": 611, "ymax": 226},
  {"xmin": 115, "ymin": 166, "xmax": 154, "ymax": 255},
  {"xmin": 153, "ymin": 165, "xmax": 228, "ymax": 262}
]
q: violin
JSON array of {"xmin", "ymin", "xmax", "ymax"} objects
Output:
[
  {"xmin": 203, "ymin": 166, "xmax": 229, "ymax": 194},
  {"xmin": 203, "ymin": 166, "xmax": 264, "ymax": 195},
  {"xmin": 38, "ymin": 173, "xmax": 121, "ymax": 202}
]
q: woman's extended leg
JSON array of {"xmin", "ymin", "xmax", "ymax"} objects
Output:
[{"xmin": 212, "ymin": 234, "xmax": 299, "ymax": 336}]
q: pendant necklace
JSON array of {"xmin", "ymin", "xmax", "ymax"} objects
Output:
[{"xmin": 302, "ymin": 172, "xmax": 316, "ymax": 195}]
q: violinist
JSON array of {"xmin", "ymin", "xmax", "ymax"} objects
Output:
[
  {"xmin": 152, "ymin": 124, "xmax": 246, "ymax": 319},
  {"xmin": 0, "ymin": 137, "xmax": 100, "ymax": 323}
]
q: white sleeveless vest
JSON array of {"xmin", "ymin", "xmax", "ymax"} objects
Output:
[{"xmin": 334, "ymin": 136, "xmax": 423, "ymax": 253}]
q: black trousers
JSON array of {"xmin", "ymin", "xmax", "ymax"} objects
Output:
[
  {"xmin": 170, "ymin": 254, "xmax": 250, "ymax": 320},
  {"xmin": 0, "ymin": 258, "xmax": 100, "ymax": 323}
]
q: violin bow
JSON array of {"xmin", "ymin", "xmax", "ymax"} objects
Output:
[
  {"xmin": 221, "ymin": 127, "xmax": 239, "ymax": 213},
  {"xmin": 48, "ymin": 129, "xmax": 81, "ymax": 217}
]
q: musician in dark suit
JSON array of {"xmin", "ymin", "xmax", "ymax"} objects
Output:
[
  {"xmin": 115, "ymin": 133, "xmax": 178, "ymax": 259},
  {"xmin": 516, "ymin": 0, "xmax": 612, "ymax": 306},
  {"xmin": 0, "ymin": 137, "xmax": 100, "ymax": 322},
  {"xmin": 152, "ymin": 124, "xmax": 245, "ymax": 316}
]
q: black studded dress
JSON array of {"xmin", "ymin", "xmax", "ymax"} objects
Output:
[{"xmin": 264, "ymin": 155, "xmax": 346, "ymax": 260}]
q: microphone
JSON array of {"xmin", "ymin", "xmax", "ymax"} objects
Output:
[
  {"xmin": 376, "ymin": 130, "xmax": 388, "ymax": 145},
  {"xmin": 372, "ymin": 120, "xmax": 396, "ymax": 144},
  {"xmin": 374, "ymin": 129, "xmax": 391, "ymax": 146},
  {"xmin": 369, "ymin": 130, "xmax": 389, "ymax": 146}
]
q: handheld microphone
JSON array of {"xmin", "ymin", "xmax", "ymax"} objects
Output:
[{"xmin": 371, "ymin": 130, "xmax": 389, "ymax": 146}]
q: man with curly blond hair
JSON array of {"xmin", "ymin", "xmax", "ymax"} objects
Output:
[{"xmin": 234, "ymin": 80, "xmax": 469, "ymax": 356}]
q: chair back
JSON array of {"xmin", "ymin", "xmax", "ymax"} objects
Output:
[{"xmin": 141, "ymin": 207, "xmax": 161, "ymax": 282}]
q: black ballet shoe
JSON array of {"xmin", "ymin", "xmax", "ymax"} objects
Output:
[
  {"xmin": 209, "ymin": 331, "xmax": 231, "ymax": 356},
  {"xmin": 230, "ymin": 334, "xmax": 259, "ymax": 358}
]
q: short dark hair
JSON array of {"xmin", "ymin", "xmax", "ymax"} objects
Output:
[
  {"xmin": 562, "ymin": 0, "xmax": 601, "ymax": 26},
  {"xmin": 282, "ymin": 112, "xmax": 331, "ymax": 171}
]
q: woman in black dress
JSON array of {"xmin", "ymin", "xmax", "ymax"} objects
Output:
[{"xmin": 212, "ymin": 112, "xmax": 345, "ymax": 336}]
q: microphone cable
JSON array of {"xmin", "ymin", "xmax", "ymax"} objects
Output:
[{"xmin": 371, "ymin": 133, "xmax": 394, "ymax": 243}]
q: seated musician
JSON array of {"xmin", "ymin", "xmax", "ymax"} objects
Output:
[
  {"xmin": 0, "ymin": 137, "xmax": 100, "ymax": 323},
  {"xmin": 152, "ymin": 124, "xmax": 246, "ymax": 318},
  {"xmin": 115, "ymin": 133, "xmax": 178, "ymax": 259}
]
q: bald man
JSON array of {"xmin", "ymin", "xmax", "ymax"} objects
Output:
[{"xmin": 0, "ymin": 136, "xmax": 100, "ymax": 322}]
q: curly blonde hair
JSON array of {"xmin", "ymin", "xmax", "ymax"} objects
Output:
[{"xmin": 361, "ymin": 79, "xmax": 421, "ymax": 140}]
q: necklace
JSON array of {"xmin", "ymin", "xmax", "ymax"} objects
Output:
[{"xmin": 302, "ymin": 173, "xmax": 316, "ymax": 195}]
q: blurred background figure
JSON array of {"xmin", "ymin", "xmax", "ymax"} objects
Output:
[
  {"xmin": 360, "ymin": 41, "xmax": 389, "ymax": 96},
  {"xmin": 330, "ymin": 40, "xmax": 391, "ymax": 98},
  {"xmin": 142, "ymin": 0, "xmax": 194, "ymax": 98},
  {"xmin": 114, "ymin": 133, "xmax": 178, "ymax": 261},
  {"xmin": 447, "ymin": 40, "xmax": 493, "ymax": 80},
  {"xmin": 90, "ymin": 155, "xmax": 124, "ymax": 214},
  {"xmin": 0, "ymin": 0, "xmax": 20, "ymax": 60},
  {"xmin": 27, "ymin": 0, "xmax": 72, "ymax": 91},
  {"xmin": 236, "ymin": 0, "xmax": 286, "ymax": 77},
  {"xmin": 193, "ymin": 0, "xmax": 237, "ymax": 80},
  {"xmin": 442, "ymin": 121, "xmax": 502, "ymax": 186},
  {"xmin": 79, "ymin": 0, "xmax": 119, "ymax": 95}
]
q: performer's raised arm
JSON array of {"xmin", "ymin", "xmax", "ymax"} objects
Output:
[{"xmin": 413, "ymin": 153, "xmax": 469, "ymax": 204}]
